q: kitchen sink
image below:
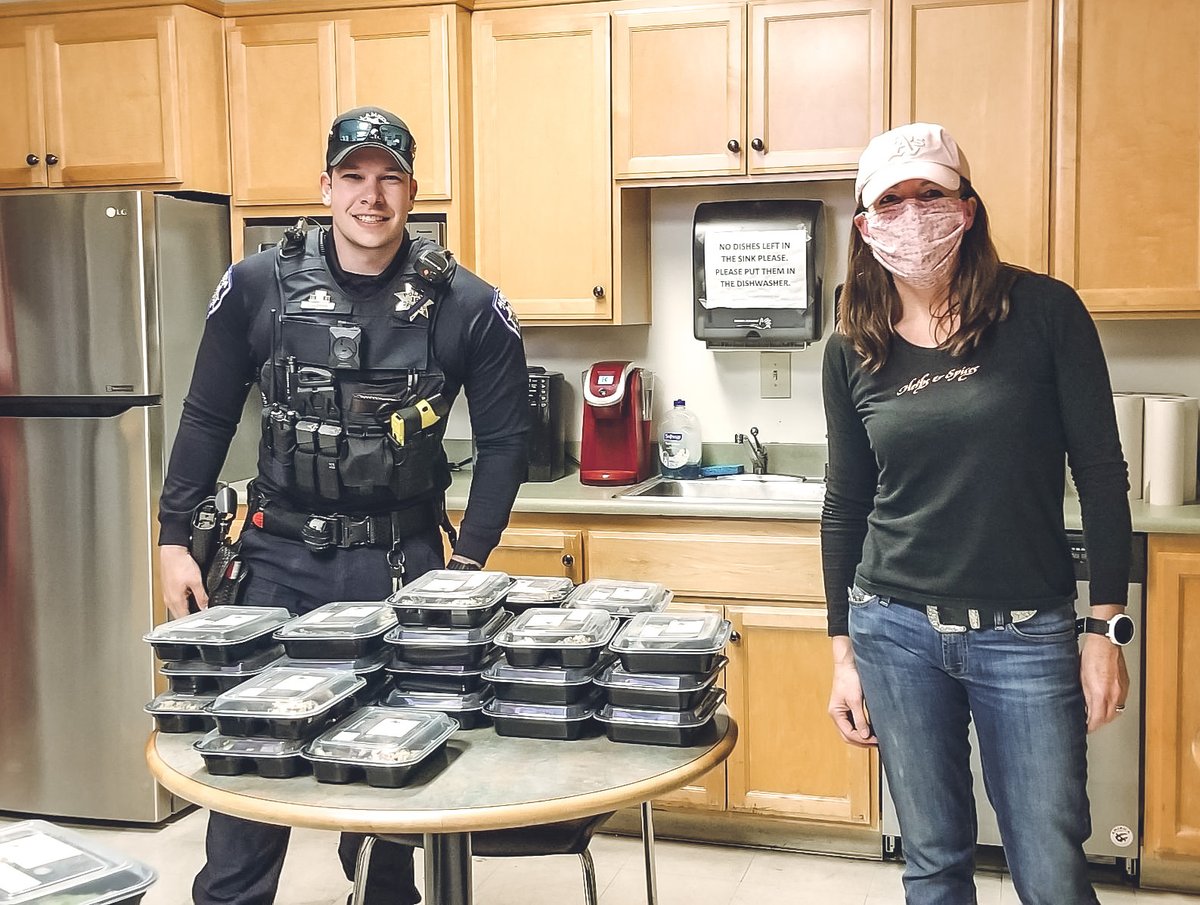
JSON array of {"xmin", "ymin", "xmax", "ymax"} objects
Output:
[{"xmin": 616, "ymin": 474, "xmax": 826, "ymax": 504}]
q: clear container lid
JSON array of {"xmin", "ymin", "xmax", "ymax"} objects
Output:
[
  {"xmin": 305, "ymin": 707, "xmax": 458, "ymax": 765},
  {"xmin": 274, "ymin": 601, "xmax": 397, "ymax": 640},
  {"xmin": 209, "ymin": 667, "xmax": 364, "ymax": 719},
  {"xmin": 597, "ymin": 687, "xmax": 726, "ymax": 728},
  {"xmin": 388, "ymin": 570, "xmax": 512, "ymax": 611},
  {"xmin": 497, "ymin": 607, "xmax": 616, "ymax": 648},
  {"xmin": 387, "ymin": 650, "xmax": 502, "ymax": 676},
  {"xmin": 595, "ymin": 657, "xmax": 726, "ymax": 692},
  {"xmin": 483, "ymin": 656, "xmax": 604, "ymax": 686},
  {"xmin": 159, "ymin": 645, "xmax": 286, "ymax": 679},
  {"xmin": 0, "ymin": 819, "xmax": 155, "ymax": 905},
  {"xmin": 610, "ymin": 612, "xmax": 732, "ymax": 654},
  {"xmin": 482, "ymin": 694, "xmax": 598, "ymax": 722},
  {"xmin": 277, "ymin": 648, "xmax": 392, "ymax": 676},
  {"xmin": 144, "ymin": 605, "xmax": 293, "ymax": 646},
  {"xmin": 385, "ymin": 608, "xmax": 511, "ymax": 647},
  {"xmin": 506, "ymin": 576, "xmax": 575, "ymax": 605},
  {"xmin": 193, "ymin": 730, "xmax": 308, "ymax": 759},
  {"xmin": 144, "ymin": 692, "xmax": 218, "ymax": 715},
  {"xmin": 383, "ymin": 688, "xmax": 492, "ymax": 713},
  {"xmin": 565, "ymin": 580, "xmax": 673, "ymax": 617}
]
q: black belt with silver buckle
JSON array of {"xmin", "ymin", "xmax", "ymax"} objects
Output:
[{"xmin": 248, "ymin": 491, "xmax": 440, "ymax": 552}]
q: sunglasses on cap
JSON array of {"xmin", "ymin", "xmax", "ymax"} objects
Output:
[{"xmin": 331, "ymin": 120, "xmax": 414, "ymax": 153}]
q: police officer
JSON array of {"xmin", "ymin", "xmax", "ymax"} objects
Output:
[{"xmin": 158, "ymin": 106, "xmax": 530, "ymax": 905}]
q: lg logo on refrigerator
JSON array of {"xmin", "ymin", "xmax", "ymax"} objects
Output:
[{"xmin": 104, "ymin": 207, "xmax": 128, "ymax": 218}]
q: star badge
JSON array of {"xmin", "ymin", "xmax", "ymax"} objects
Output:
[{"xmin": 394, "ymin": 283, "xmax": 423, "ymax": 312}]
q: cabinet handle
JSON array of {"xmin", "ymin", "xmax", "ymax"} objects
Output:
[
  {"xmin": 592, "ymin": 286, "xmax": 605, "ymax": 299},
  {"xmin": 751, "ymin": 138, "xmax": 765, "ymax": 152},
  {"xmin": 26, "ymin": 154, "xmax": 39, "ymax": 166},
  {"xmin": 561, "ymin": 554, "xmax": 574, "ymax": 567},
  {"xmin": 730, "ymin": 630, "xmax": 742, "ymax": 644},
  {"xmin": 727, "ymin": 139, "xmax": 741, "ymax": 154},
  {"xmin": 46, "ymin": 154, "xmax": 59, "ymax": 166}
]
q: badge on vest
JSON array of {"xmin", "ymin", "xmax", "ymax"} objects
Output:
[
  {"xmin": 301, "ymin": 288, "xmax": 336, "ymax": 311},
  {"xmin": 395, "ymin": 282, "xmax": 434, "ymax": 321}
]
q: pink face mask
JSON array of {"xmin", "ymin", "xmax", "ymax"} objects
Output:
[{"xmin": 857, "ymin": 198, "xmax": 968, "ymax": 289}]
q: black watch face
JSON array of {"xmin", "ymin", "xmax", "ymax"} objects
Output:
[{"xmin": 1112, "ymin": 616, "xmax": 1135, "ymax": 645}]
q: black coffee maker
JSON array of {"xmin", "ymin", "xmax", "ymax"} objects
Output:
[{"xmin": 527, "ymin": 367, "xmax": 566, "ymax": 482}]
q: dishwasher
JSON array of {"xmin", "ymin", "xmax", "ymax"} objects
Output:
[{"xmin": 881, "ymin": 531, "xmax": 1147, "ymax": 877}]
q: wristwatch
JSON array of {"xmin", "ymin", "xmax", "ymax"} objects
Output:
[{"xmin": 1076, "ymin": 613, "xmax": 1136, "ymax": 646}]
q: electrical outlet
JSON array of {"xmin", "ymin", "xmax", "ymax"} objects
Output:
[{"xmin": 760, "ymin": 351, "xmax": 791, "ymax": 398}]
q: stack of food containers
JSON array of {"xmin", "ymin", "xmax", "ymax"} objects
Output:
[
  {"xmin": 143, "ymin": 606, "xmax": 293, "ymax": 735},
  {"xmin": 562, "ymin": 578, "xmax": 674, "ymax": 622},
  {"xmin": 195, "ymin": 666, "xmax": 366, "ymax": 777},
  {"xmin": 0, "ymin": 820, "xmax": 157, "ymax": 904},
  {"xmin": 273, "ymin": 601, "xmax": 398, "ymax": 706},
  {"xmin": 382, "ymin": 571, "xmax": 513, "ymax": 729},
  {"xmin": 483, "ymin": 607, "xmax": 620, "ymax": 739},
  {"xmin": 595, "ymin": 611, "xmax": 732, "ymax": 746}
]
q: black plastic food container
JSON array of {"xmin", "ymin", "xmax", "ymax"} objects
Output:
[
  {"xmin": 383, "ymin": 688, "xmax": 493, "ymax": 729},
  {"xmin": 145, "ymin": 692, "xmax": 218, "ymax": 733},
  {"xmin": 386, "ymin": 651, "xmax": 500, "ymax": 694},
  {"xmin": 0, "ymin": 820, "xmax": 157, "ymax": 905},
  {"xmin": 609, "ymin": 612, "xmax": 733, "ymax": 674},
  {"xmin": 596, "ymin": 688, "xmax": 725, "ymax": 747},
  {"xmin": 504, "ymin": 576, "xmax": 575, "ymax": 614},
  {"xmin": 144, "ymin": 605, "xmax": 294, "ymax": 665},
  {"xmin": 194, "ymin": 731, "xmax": 311, "ymax": 778},
  {"xmin": 482, "ymin": 695, "xmax": 600, "ymax": 741},
  {"xmin": 304, "ymin": 707, "xmax": 459, "ymax": 788},
  {"xmin": 495, "ymin": 607, "xmax": 617, "ymax": 669},
  {"xmin": 564, "ymin": 579, "xmax": 673, "ymax": 619},
  {"xmin": 160, "ymin": 645, "xmax": 286, "ymax": 695},
  {"xmin": 273, "ymin": 601, "xmax": 397, "ymax": 659},
  {"xmin": 387, "ymin": 570, "xmax": 512, "ymax": 628},
  {"xmin": 383, "ymin": 609, "xmax": 510, "ymax": 668},
  {"xmin": 594, "ymin": 657, "xmax": 725, "ymax": 711},
  {"xmin": 277, "ymin": 648, "xmax": 393, "ymax": 707},
  {"xmin": 482, "ymin": 655, "xmax": 608, "ymax": 705},
  {"xmin": 209, "ymin": 667, "xmax": 365, "ymax": 740}
]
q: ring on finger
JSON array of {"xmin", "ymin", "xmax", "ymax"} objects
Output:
[{"xmin": 1115, "ymin": 704, "xmax": 1127, "ymax": 713}]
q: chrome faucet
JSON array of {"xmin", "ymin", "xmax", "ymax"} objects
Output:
[{"xmin": 734, "ymin": 426, "xmax": 768, "ymax": 475}]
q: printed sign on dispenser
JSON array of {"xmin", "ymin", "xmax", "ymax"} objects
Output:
[{"xmin": 702, "ymin": 227, "xmax": 809, "ymax": 310}]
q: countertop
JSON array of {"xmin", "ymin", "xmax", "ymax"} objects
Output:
[{"xmin": 446, "ymin": 469, "xmax": 1200, "ymax": 535}]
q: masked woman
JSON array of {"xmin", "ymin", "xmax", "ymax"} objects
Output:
[{"xmin": 821, "ymin": 122, "xmax": 1134, "ymax": 904}]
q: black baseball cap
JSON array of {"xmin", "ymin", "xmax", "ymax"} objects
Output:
[{"xmin": 326, "ymin": 106, "xmax": 416, "ymax": 173}]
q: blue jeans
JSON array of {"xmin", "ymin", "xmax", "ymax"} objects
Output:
[{"xmin": 849, "ymin": 592, "xmax": 1097, "ymax": 905}]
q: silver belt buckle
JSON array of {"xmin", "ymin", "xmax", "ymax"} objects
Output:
[{"xmin": 926, "ymin": 606, "xmax": 967, "ymax": 633}]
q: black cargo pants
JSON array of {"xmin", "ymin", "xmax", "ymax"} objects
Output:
[{"xmin": 191, "ymin": 524, "xmax": 445, "ymax": 905}]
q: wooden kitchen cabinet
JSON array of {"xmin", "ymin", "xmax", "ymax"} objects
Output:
[
  {"xmin": 725, "ymin": 604, "xmax": 877, "ymax": 825},
  {"xmin": 892, "ymin": 0, "xmax": 1051, "ymax": 271},
  {"xmin": 1052, "ymin": 0, "xmax": 1200, "ymax": 317},
  {"xmin": 612, "ymin": 0, "xmax": 885, "ymax": 179},
  {"xmin": 227, "ymin": 6, "xmax": 463, "ymax": 207},
  {"xmin": 0, "ymin": 6, "xmax": 228, "ymax": 193},
  {"xmin": 1142, "ymin": 534, "xmax": 1200, "ymax": 893},
  {"xmin": 473, "ymin": 7, "xmax": 639, "ymax": 323},
  {"xmin": 480, "ymin": 526, "xmax": 583, "ymax": 581}
]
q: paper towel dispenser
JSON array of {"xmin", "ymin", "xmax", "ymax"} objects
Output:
[{"xmin": 692, "ymin": 199, "xmax": 824, "ymax": 349}]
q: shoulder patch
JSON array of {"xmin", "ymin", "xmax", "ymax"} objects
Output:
[
  {"xmin": 206, "ymin": 266, "xmax": 233, "ymax": 319},
  {"xmin": 492, "ymin": 289, "xmax": 521, "ymax": 338}
]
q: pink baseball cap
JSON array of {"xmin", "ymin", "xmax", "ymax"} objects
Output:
[{"xmin": 854, "ymin": 122, "xmax": 971, "ymax": 208}]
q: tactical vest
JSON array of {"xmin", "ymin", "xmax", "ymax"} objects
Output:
[{"xmin": 257, "ymin": 229, "xmax": 454, "ymax": 512}]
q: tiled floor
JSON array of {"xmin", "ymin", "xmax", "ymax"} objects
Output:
[{"xmin": 6, "ymin": 808, "xmax": 1199, "ymax": 905}]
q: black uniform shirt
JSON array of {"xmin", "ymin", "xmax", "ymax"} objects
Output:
[{"xmin": 158, "ymin": 233, "xmax": 530, "ymax": 564}]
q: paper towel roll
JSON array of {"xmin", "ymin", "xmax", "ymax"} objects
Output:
[
  {"xmin": 1143, "ymin": 396, "xmax": 1191, "ymax": 507},
  {"xmin": 1112, "ymin": 394, "xmax": 1144, "ymax": 501}
]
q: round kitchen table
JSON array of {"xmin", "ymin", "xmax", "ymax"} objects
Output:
[{"xmin": 147, "ymin": 713, "xmax": 736, "ymax": 905}]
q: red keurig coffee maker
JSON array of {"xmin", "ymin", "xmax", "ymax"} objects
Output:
[{"xmin": 580, "ymin": 361, "xmax": 654, "ymax": 486}]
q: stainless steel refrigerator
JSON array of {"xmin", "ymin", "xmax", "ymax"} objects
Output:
[{"xmin": 0, "ymin": 191, "xmax": 257, "ymax": 822}]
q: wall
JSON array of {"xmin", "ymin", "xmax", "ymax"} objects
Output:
[{"xmin": 447, "ymin": 178, "xmax": 1200, "ymax": 447}]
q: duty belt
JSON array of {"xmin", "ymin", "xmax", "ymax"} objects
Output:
[{"xmin": 248, "ymin": 491, "xmax": 443, "ymax": 552}]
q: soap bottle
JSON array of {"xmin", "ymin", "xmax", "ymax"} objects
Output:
[{"xmin": 659, "ymin": 399, "xmax": 702, "ymax": 478}]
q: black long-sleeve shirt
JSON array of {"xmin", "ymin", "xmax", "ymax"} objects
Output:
[
  {"xmin": 820, "ymin": 270, "xmax": 1131, "ymax": 636},
  {"xmin": 158, "ymin": 234, "xmax": 529, "ymax": 565}
]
